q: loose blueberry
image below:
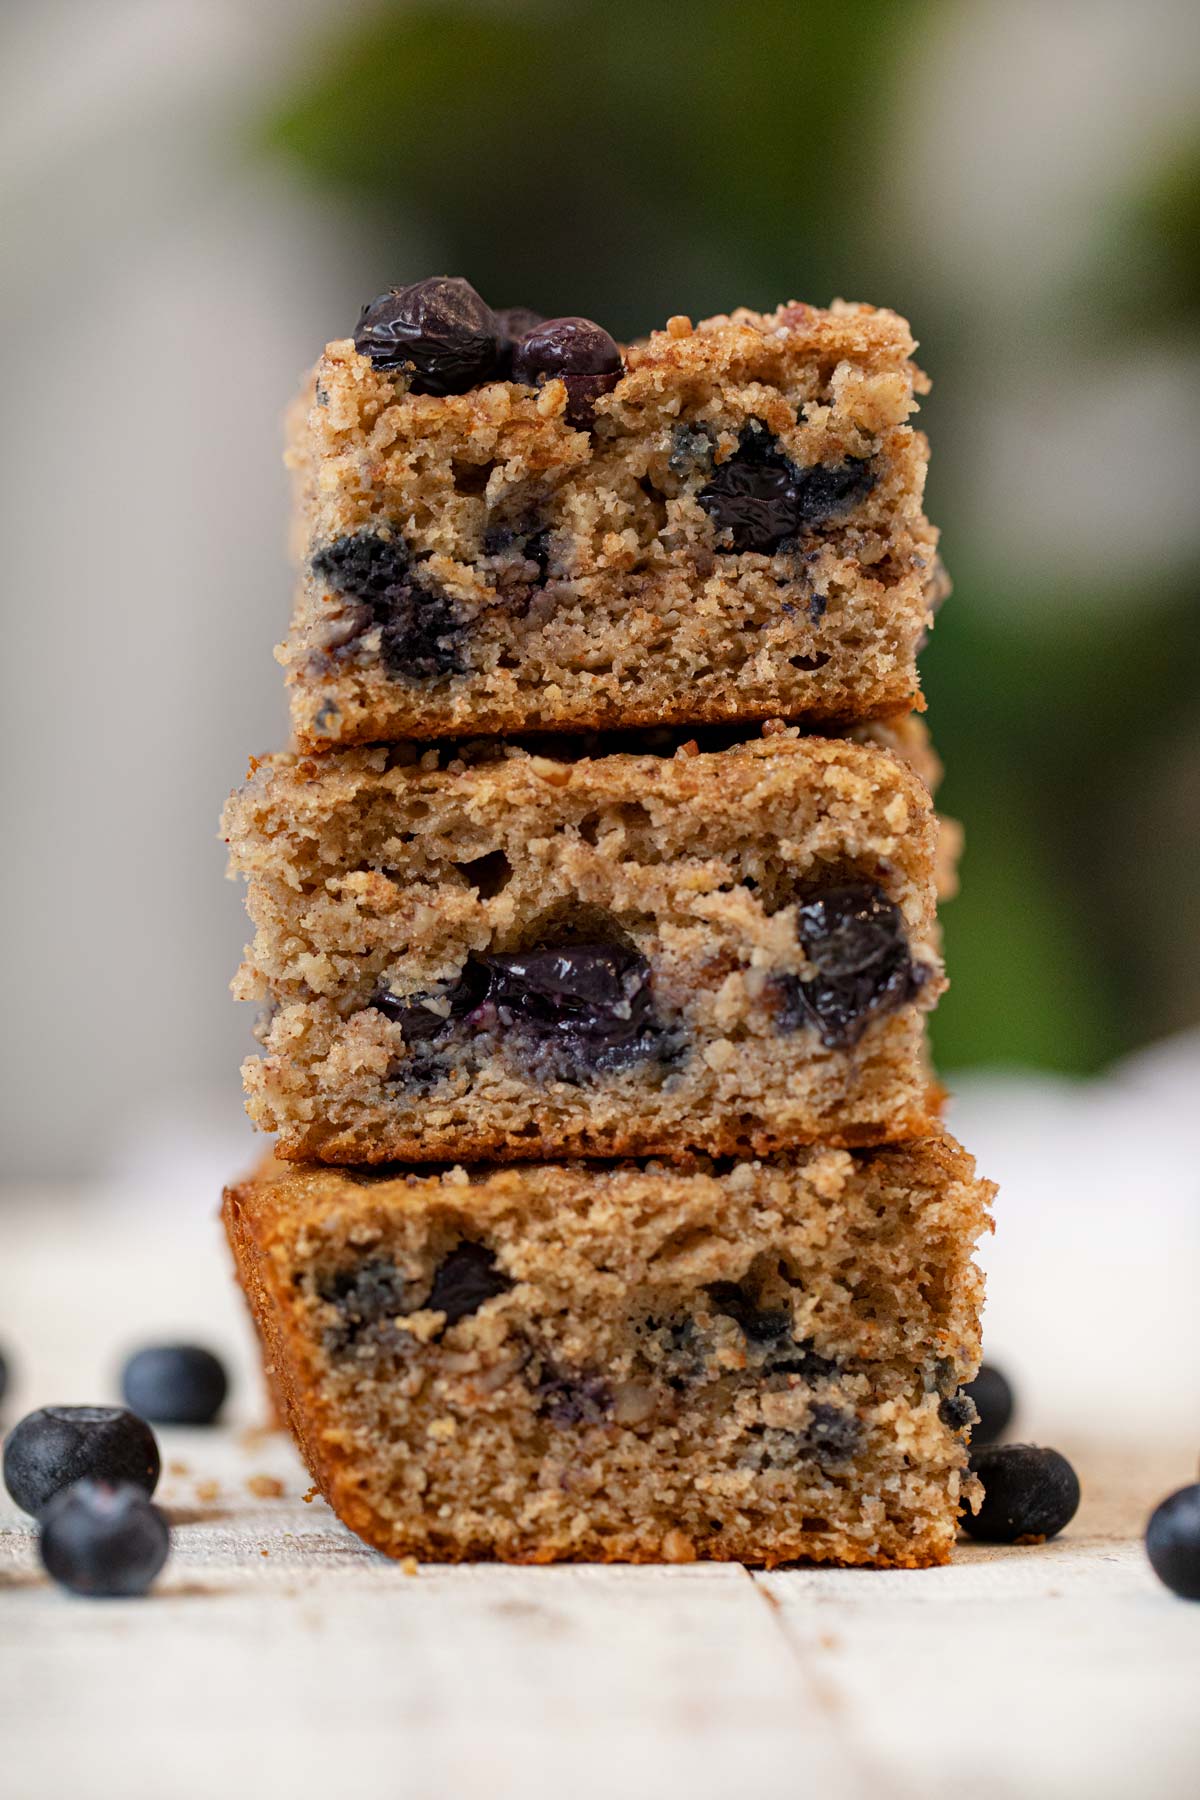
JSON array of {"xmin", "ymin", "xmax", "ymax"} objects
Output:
[
  {"xmin": 963, "ymin": 1444, "xmax": 1080, "ymax": 1543},
  {"xmin": 777, "ymin": 881, "xmax": 925, "ymax": 1050},
  {"xmin": 426, "ymin": 1243, "xmax": 512, "ymax": 1327},
  {"xmin": 354, "ymin": 276, "xmax": 500, "ymax": 392},
  {"xmin": 510, "ymin": 316, "xmax": 623, "ymax": 426},
  {"xmin": 1145, "ymin": 1485, "xmax": 1200, "ymax": 1600},
  {"xmin": 3, "ymin": 1406, "xmax": 160, "ymax": 1517},
  {"xmin": 964, "ymin": 1363, "xmax": 1015, "ymax": 1446},
  {"xmin": 697, "ymin": 422, "xmax": 875, "ymax": 552},
  {"xmin": 39, "ymin": 1480, "xmax": 170, "ymax": 1598},
  {"xmin": 121, "ymin": 1346, "xmax": 228, "ymax": 1427}
]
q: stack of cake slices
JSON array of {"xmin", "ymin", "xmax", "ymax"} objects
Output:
[{"xmin": 222, "ymin": 280, "xmax": 994, "ymax": 1568}]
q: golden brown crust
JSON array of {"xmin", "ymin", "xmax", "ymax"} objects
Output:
[{"xmin": 224, "ymin": 1133, "xmax": 991, "ymax": 1567}]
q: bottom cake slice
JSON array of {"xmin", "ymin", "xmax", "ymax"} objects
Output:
[{"xmin": 223, "ymin": 1134, "xmax": 991, "ymax": 1567}]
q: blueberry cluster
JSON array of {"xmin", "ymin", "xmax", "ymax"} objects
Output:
[
  {"xmin": 354, "ymin": 276, "xmax": 623, "ymax": 425},
  {"xmin": 310, "ymin": 531, "xmax": 467, "ymax": 683},
  {"xmin": 1, "ymin": 1342, "xmax": 228, "ymax": 1598}
]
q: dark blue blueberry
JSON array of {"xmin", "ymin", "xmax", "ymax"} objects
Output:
[
  {"xmin": 1146, "ymin": 1485, "xmax": 1200, "ymax": 1600},
  {"xmin": 38, "ymin": 1480, "xmax": 170, "ymax": 1598},
  {"xmin": 3, "ymin": 1406, "xmax": 160, "ymax": 1517},
  {"xmin": 121, "ymin": 1346, "xmax": 228, "ymax": 1427},
  {"xmin": 426, "ymin": 1243, "xmax": 512, "ymax": 1327},
  {"xmin": 697, "ymin": 422, "xmax": 875, "ymax": 552},
  {"xmin": 354, "ymin": 276, "xmax": 501, "ymax": 392},
  {"xmin": 668, "ymin": 425, "xmax": 715, "ymax": 478},
  {"xmin": 777, "ymin": 882, "xmax": 925, "ymax": 1050},
  {"xmin": 494, "ymin": 306, "xmax": 544, "ymax": 376},
  {"xmin": 510, "ymin": 316, "xmax": 623, "ymax": 426},
  {"xmin": 792, "ymin": 456, "xmax": 877, "ymax": 527},
  {"xmin": 800, "ymin": 1403, "xmax": 862, "ymax": 1462},
  {"xmin": 964, "ymin": 1363, "xmax": 1015, "ymax": 1446},
  {"xmin": 320, "ymin": 1259, "xmax": 414, "ymax": 1355},
  {"xmin": 963, "ymin": 1444, "xmax": 1080, "ymax": 1543},
  {"xmin": 939, "ymin": 1392, "xmax": 978, "ymax": 1432},
  {"xmin": 310, "ymin": 531, "xmax": 467, "ymax": 683},
  {"xmin": 480, "ymin": 941, "xmax": 659, "ymax": 1066},
  {"xmin": 311, "ymin": 531, "xmax": 409, "ymax": 601}
]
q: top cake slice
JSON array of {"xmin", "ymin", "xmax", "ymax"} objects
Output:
[{"xmin": 281, "ymin": 280, "xmax": 943, "ymax": 749}]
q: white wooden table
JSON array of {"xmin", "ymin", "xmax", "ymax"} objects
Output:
[{"xmin": 2, "ymin": 1171, "xmax": 1198, "ymax": 1800}]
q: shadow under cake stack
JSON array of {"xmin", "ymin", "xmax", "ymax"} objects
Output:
[{"xmin": 222, "ymin": 279, "xmax": 994, "ymax": 1567}]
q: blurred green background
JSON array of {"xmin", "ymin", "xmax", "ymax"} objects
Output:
[{"xmin": 261, "ymin": 0, "xmax": 1200, "ymax": 1075}]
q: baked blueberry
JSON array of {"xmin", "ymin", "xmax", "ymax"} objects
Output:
[
  {"xmin": 964, "ymin": 1363, "xmax": 1015, "ymax": 1446},
  {"xmin": 777, "ymin": 882, "xmax": 925, "ymax": 1050},
  {"xmin": 963, "ymin": 1444, "xmax": 1080, "ymax": 1543},
  {"xmin": 373, "ymin": 962, "xmax": 490, "ymax": 1044},
  {"xmin": 938, "ymin": 1392, "xmax": 977, "ymax": 1432},
  {"xmin": 697, "ymin": 424, "xmax": 805, "ymax": 553},
  {"xmin": 39, "ymin": 1480, "xmax": 170, "ymax": 1598},
  {"xmin": 479, "ymin": 940, "xmax": 660, "ymax": 1067},
  {"xmin": 1145, "ymin": 1485, "xmax": 1200, "ymax": 1600},
  {"xmin": 510, "ymin": 316, "xmax": 623, "ymax": 426},
  {"xmin": 311, "ymin": 531, "xmax": 410, "ymax": 601},
  {"xmin": 376, "ymin": 579, "xmax": 467, "ymax": 681},
  {"xmin": 354, "ymin": 276, "xmax": 500, "ymax": 392},
  {"xmin": 3, "ymin": 1405, "xmax": 160, "ymax": 1517},
  {"xmin": 121, "ymin": 1345, "xmax": 228, "ymax": 1426},
  {"xmin": 698, "ymin": 422, "xmax": 876, "ymax": 552},
  {"xmin": 494, "ymin": 305, "xmax": 544, "ymax": 376},
  {"xmin": 321, "ymin": 1258, "xmax": 414, "ymax": 1355},
  {"xmin": 792, "ymin": 455, "xmax": 876, "ymax": 528},
  {"xmin": 535, "ymin": 1364, "xmax": 613, "ymax": 1429},
  {"xmin": 425, "ymin": 1243, "xmax": 512, "ymax": 1327}
]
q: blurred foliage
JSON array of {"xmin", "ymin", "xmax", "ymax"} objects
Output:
[{"xmin": 261, "ymin": 0, "xmax": 1200, "ymax": 1074}]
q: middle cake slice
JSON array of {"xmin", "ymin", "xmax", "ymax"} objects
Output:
[{"xmin": 224, "ymin": 725, "xmax": 945, "ymax": 1162}]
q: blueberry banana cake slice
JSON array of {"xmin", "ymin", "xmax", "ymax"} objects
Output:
[
  {"xmin": 282, "ymin": 279, "xmax": 944, "ymax": 748},
  {"xmin": 223, "ymin": 1135, "xmax": 991, "ymax": 1566},
  {"xmin": 223, "ymin": 726, "xmax": 945, "ymax": 1163}
]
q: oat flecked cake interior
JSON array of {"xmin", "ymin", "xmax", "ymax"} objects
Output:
[
  {"xmin": 220, "ymin": 275, "xmax": 992, "ymax": 1571},
  {"xmin": 224, "ymin": 1135, "xmax": 991, "ymax": 1567},
  {"xmin": 282, "ymin": 298, "xmax": 943, "ymax": 748},
  {"xmin": 224, "ymin": 727, "xmax": 946, "ymax": 1163}
]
